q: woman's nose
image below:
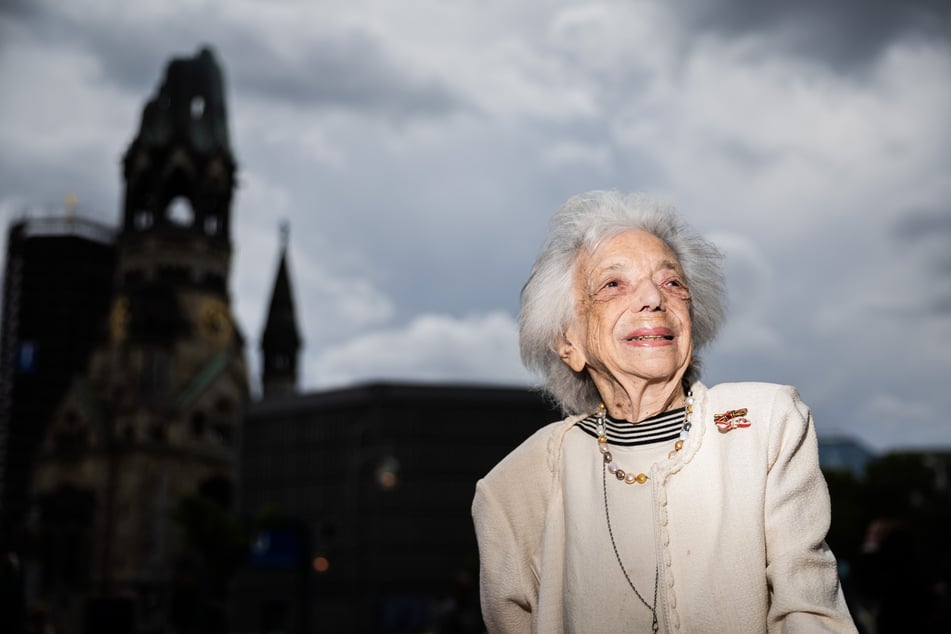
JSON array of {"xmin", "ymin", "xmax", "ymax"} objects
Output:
[{"xmin": 631, "ymin": 278, "xmax": 663, "ymax": 312}]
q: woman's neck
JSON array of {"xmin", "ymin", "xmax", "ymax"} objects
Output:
[{"xmin": 592, "ymin": 373, "xmax": 686, "ymax": 422}]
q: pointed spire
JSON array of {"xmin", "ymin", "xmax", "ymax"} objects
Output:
[{"xmin": 261, "ymin": 221, "xmax": 302, "ymax": 398}]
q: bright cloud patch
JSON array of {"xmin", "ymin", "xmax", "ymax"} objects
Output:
[{"xmin": 310, "ymin": 311, "xmax": 530, "ymax": 389}]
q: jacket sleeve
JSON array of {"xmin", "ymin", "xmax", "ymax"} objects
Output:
[
  {"xmin": 472, "ymin": 424, "xmax": 558, "ymax": 634},
  {"xmin": 764, "ymin": 386, "xmax": 858, "ymax": 633},
  {"xmin": 472, "ymin": 478, "xmax": 534, "ymax": 633}
]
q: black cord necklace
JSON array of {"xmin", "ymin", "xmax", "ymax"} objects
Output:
[
  {"xmin": 602, "ymin": 460, "xmax": 660, "ymax": 632},
  {"xmin": 596, "ymin": 392, "xmax": 694, "ymax": 633}
]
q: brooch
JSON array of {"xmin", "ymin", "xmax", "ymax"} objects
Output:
[{"xmin": 714, "ymin": 408, "xmax": 750, "ymax": 433}]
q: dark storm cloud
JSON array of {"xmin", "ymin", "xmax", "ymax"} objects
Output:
[
  {"xmin": 0, "ymin": 149, "xmax": 119, "ymax": 223},
  {"xmin": 2, "ymin": 3, "xmax": 460, "ymax": 119},
  {"xmin": 893, "ymin": 206, "xmax": 951, "ymax": 316},
  {"xmin": 0, "ymin": 0, "xmax": 35, "ymax": 19},
  {"xmin": 91, "ymin": 27, "xmax": 462, "ymax": 119},
  {"xmin": 672, "ymin": 0, "xmax": 950, "ymax": 70},
  {"xmin": 893, "ymin": 206, "xmax": 951, "ymax": 242},
  {"xmin": 932, "ymin": 295, "xmax": 951, "ymax": 316},
  {"xmin": 228, "ymin": 34, "xmax": 461, "ymax": 117}
]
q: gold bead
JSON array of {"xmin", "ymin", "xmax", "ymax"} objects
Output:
[
  {"xmin": 674, "ymin": 440, "xmax": 684, "ymax": 451},
  {"xmin": 635, "ymin": 473, "xmax": 648, "ymax": 484}
]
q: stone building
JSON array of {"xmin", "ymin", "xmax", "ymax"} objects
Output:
[{"xmin": 28, "ymin": 47, "xmax": 248, "ymax": 633}]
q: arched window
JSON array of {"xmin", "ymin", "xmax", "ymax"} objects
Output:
[
  {"xmin": 167, "ymin": 197, "xmax": 194, "ymax": 226},
  {"xmin": 190, "ymin": 95, "xmax": 205, "ymax": 119}
]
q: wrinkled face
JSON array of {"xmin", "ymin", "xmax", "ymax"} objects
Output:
[{"xmin": 562, "ymin": 230, "xmax": 693, "ymax": 388}]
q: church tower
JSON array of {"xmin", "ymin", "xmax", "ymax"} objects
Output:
[
  {"xmin": 261, "ymin": 224, "xmax": 302, "ymax": 398},
  {"xmin": 30, "ymin": 47, "xmax": 248, "ymax": 630}
]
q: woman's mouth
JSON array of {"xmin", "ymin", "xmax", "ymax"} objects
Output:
[
  {"xmin": 624, "ymin": 327, "xmax": 675, "ymax": 343},
  {"xmin": 627, "ymin": 334, "xmax": 673, "ymax": 341}
]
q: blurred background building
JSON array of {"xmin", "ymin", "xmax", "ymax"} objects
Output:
[
  {"xmin": 0, "ymin": 213, "xmax": 115, "ymax": 550},
  {"xmin": 233, "ymin": 381, "xmax": 557, "ymax": 634},
  {"xmin": 2, "ymin": 47, "xmax": 249, "ymax": 633}
]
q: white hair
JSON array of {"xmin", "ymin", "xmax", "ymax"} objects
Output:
[{"xmin": 519, "ymin": 191, "xmax": 727, "ymax": 415}]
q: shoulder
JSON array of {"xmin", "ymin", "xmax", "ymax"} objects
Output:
[
  {"xmin": 703, "ymin": 382, "xmax": 814, "ymax": 462},
  {"xmin": 706, "ymin": 381, "xmax": 797, "ymax": 400},
  {"xmin": 472, "ymin": 416, "xmax": 582, "ymax": 556},
  {"xmin": 705, "ymin": 382, "xmax": 808, "ymax": 419}
]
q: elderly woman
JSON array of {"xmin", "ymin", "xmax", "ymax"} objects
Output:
[{"xmin": 472, "ymin": 191, "xmax": 856, "ymax": 633}]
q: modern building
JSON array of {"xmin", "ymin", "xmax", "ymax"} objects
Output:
[
  {"xmin": 232, "ymin": 380, "xmax": 560, "ymax": 634},
  {"xmin": 0, "ymin": 214, "xmax": 115, "ymax": 542}
]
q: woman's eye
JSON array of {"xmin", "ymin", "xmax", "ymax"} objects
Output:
[{"xmin": 661, "ymin": 278, "xmax": 690, "ymax": 297}]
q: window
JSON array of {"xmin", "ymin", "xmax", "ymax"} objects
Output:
[
  {"xmin": 167, "ymin": 197, "xmax": 194, "ymax": 226},
  {"xmin": 190, "ymin": 96, "xmax": 205, "ymax": 119}
]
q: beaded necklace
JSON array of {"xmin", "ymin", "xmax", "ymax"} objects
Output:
[
  {"xmin": 595, "ymin": 392, "xmax": 694, "ymax": 632},
  {"xmin": 596, "ymin": 392, "xmax": 694, "ymax": 484}
]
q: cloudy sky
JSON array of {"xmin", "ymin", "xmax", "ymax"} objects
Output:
[{"xmin": 1, "ymin": 0, "xmax": 949, "ymax": 451}]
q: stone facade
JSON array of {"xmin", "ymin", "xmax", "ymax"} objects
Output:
[{"xmin": 29, "ymin": 47, "xmax": 248, "ymax": 633}]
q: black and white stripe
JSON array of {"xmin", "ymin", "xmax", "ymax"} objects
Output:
[{"xmin": 574, "ymin": 407, "xmax": 686, "ymax": 447}]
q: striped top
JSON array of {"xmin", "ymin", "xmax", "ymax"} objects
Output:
[{"xmin": 574, "ymin": 406, "xmax": 686, "ymax": 447}]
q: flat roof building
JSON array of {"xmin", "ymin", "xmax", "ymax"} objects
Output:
[{"xmin": 232, "ymin": 381, "xmax": 560, "ymax": 633}]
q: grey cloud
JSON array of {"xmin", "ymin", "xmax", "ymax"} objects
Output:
[
  {"xmin": 0, "ymin": 0, "xmax": 36, "ymax": 19},
  {"xmin": 714, "ymin": 136, "xmax": 779, "ymax": 170},
  {"xmin": 891, "ymin": 207, "xmax": 951, "ymax": 317},
  {"xmin": 931, "ymin": 295, "xmax": 951, "ymax": 315},
  {"xmin": 0, "ymin": 152, "xmax": 118, "ymax": 224},
  {"xmin": 9, "ymin": 6, "xmax": 461, "ymax": 120},
  {"xmin": 671, "ymin": 0, "xmax": 950, "ymax": 71},
  {"xmin": 892, "ymin": 206, "xmax": 951, "ymax": 242},
  {"xmin": 0, "ymin": 5, "xmax": 202, "ymax": 96},
  {"xmin": 228, "ymin": 34, "xmax": 461, "ymax": 118}
]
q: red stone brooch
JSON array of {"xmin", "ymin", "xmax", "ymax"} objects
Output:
[{"xmin": 714, "ymin": 408, "xmax": 750, "ymax": 433}]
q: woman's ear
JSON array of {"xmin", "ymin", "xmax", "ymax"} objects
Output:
[{"xmin": 557, "ymin": 329, "xmax": 587, "ymax": 373}]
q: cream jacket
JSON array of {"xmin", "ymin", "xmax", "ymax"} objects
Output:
[{"xmin": 472, "ymin": 382, "xmax": 857, "ymax": 633}]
